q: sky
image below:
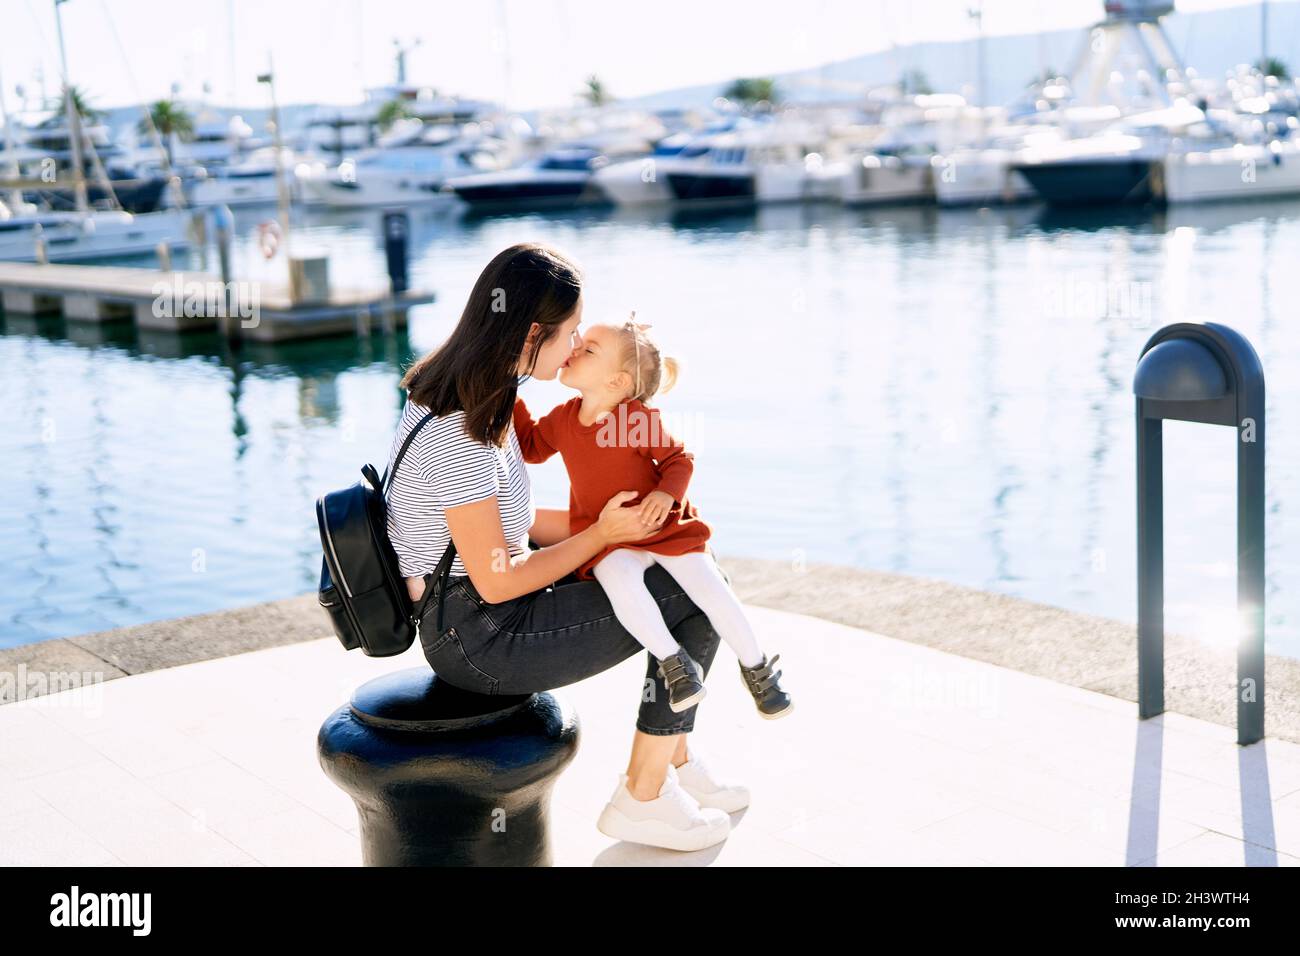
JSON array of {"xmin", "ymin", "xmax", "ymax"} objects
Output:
[{"xmin": 0, "ymin": 0, "xmax": 1270, "ymax": 115}]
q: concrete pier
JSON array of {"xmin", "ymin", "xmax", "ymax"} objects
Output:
[
  {"xmin": 0, "ymin": 262, "xmax": 434, "ymax": 342},
  {"xmin": 3, "ymin": 558, "xmax": 1300, "ymax": 866}
]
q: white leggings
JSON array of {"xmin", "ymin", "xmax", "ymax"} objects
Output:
[{"xmin": 590, "ymin": 547, "xmax": 765, "ymax": 668}]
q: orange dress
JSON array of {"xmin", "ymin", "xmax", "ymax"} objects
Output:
[{"xmin": 512, "ymin": 395, "xmax": 712, "ymax": 581}]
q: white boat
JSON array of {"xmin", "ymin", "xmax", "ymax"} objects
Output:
[
  {"xmin": 931, "ymin": 107, "xmax": 1127, "ymax": 207},
  {"xmin": 592, "ymin": 115, "xmax": 753, "ymax": 205},
  {"xmin": 189, "ymin": 162, "xmax": 284, "ymax": 207},
  {"xmin": 301, "ymin": 85, "xmax": 498, "ymax": 161},
  {"xmin": 0, "ymin": 2, "xmax": 189, "ymax": 262},
  {"xmin": 592, "ymin": 127, "xmax": 732, "ymax": 206},
  {"xmin": 932, "ymin": 146, "xmax": 1035, "ymax": 206},
  {"xmin": 0, "ymin": 199, "xmax": 190, "ymax": 262},
  {"xmin": 190, "ymin": 146, "xmax": 303, "ymax": 207},
  {"xmin": 838, "ymin": 150, "xmax": 935, "ymax": 205},
  {"xmin": 837, "ymin": 95, "xmax": 991, "ymax": 206},
  {"xmin": 1011, "ymin": 102, "xmax": 1240, "ymax": 205},
  {"xmin": 173, "ymin": 114, "xmax": 261, "ymax": 169},
  {"xmin": 1163, "ymin": 139, "xmax": 1300, "ymax": 203},
  {"xmin": 446, "ymin": 145, "xmax": 614, "ymax": 211},
  {"xmin": 656, "ymin": 118, "xmax": 850, "ymax": 205},
  {"xmin": 297, "ymin": 120, "xmax": 507, "ymax": 208},
  {"xmin": 591, "ymin": 144, "xmax": 682, "ymax": 205},
  {"xmin": 931, "ymin": 122, "xmax": 1059, "ymax": 207},
  {"xmin": 753, "ymin": 118, "xmax": 852, "ymax": 203},
  {"xmin": 6, "ymin": 112, "xmax": 174, "ymax": 213}
]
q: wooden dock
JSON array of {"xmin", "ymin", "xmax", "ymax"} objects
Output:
[{"xmin": 0, "ymin": 262, "xmax": 435, "ymax": 342}]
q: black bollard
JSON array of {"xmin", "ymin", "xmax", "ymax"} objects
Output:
[
  {"xmin": 318, "ymin": 667, "xmax": 579, "ymax": 866},
  {"xmin": 210, "ymin": 204, "xmax": 238, "ymax": 349},
  {"xmin": 1133, "ymin": 321, "xmax": 1265, "ymax": 745},
  {"xmin": 382, "ymin": 209, "xmax": 409, "ymax": 295}
]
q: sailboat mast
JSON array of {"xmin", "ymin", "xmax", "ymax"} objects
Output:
[
  {"xmin": 258, "ymin": 59, "xmax": 292, "ymax": 254},
  {"xmin": 1262, "ymin": 0, "xmax": 1269, "ymax": 67},
  {"xmin": 52, "ymin": 0, "xmax": 89, "ymax": 213},
  {"xmin": 0, "ymin": 60, "xmax": 27, "ymax": 211}
]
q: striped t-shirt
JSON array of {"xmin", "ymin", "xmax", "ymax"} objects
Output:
[{"xmin": 385, "ymin": 397, "xmax": 535, "ymax": 580}]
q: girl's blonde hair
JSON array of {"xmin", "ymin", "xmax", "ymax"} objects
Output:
[{"xmin": 615, "ymin": 313, "xmax": 679, "ymax": 403}]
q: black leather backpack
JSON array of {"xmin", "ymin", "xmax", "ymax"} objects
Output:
[{"xmin": 315, "ymin": 410, "xmax": 453, "ymax": 656}]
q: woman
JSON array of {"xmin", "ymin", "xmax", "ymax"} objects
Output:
[{"xmin": 385, "ymin": 242, "xmax": 747, "ymax": 852}]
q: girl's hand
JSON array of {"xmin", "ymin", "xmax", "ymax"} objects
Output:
[
  {"xmin": 637, "ymin": 490, "xmax": 675, "ymax": 530},
  {"xmin": 596, "ymin": 491, "xmax": 655, "ymax": 545}
]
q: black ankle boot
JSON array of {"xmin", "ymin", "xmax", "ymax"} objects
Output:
[
  {"xmin": 739, "ymin": 653, "xmax": 793, "ymax": 719},
  {"xmin": 657, "ymin": 649, "xmax": 707, "ymax": 713}
]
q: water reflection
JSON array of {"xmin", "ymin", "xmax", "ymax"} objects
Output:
[{"xmin": 3, "ymin": 196, "xmax": 1300, "ymax": 656}]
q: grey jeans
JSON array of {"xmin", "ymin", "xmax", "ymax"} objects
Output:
[{"xmin": 418, "ymin": 551, "xmax": 727, "ymax": 735}]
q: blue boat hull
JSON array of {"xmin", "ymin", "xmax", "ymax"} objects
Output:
[
  {"xmin": 451, "ymin": 178, "xmax": 606, "ymax": 211},
  {"xmin": 666, "ymin": 171, "xmax": 755, "ymax": 202},
  {"xmin": 1013, "ymin": 160, "xmax": 1156, "ymax": 205}
]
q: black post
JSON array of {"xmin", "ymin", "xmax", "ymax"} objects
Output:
[
  {"xmin": 1237, "ymin": 349, "xmax": 1266, "ymax": 745},
  {"xmin": 1133, "ymin": 321, "xmax": 1266, "ymax": 746},
  {"xmin": 383, "ymin": 209, "xmax": 409, "ymax": 295},
  {"xmin": 211, "ymin": 204, "xmax": 238, "ymax": 350},
  {"xmin": 1136, "ymin": 414, "xmax": 1163, "ymax": 719}
]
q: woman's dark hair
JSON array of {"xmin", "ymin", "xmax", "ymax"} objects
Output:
[{"xmin": 400, "ymin": 243, "xmax": 582, "ymax": 446}]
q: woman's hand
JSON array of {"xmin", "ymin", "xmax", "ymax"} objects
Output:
[{"xmin": 596, "ymin": 490, "xmax": 657, "ymax": 545}]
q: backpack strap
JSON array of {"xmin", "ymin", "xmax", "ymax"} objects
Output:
[
  {"xmin": 385, "ymin": 407, "xmax": 459, "ymax": 632},
  {"xmin": 411, "ymin": 538, "xmax": 458, "ymax": 633},
  {"xmin": 380, "ymin": 409, "xmax": 438, "ymax": 501}
]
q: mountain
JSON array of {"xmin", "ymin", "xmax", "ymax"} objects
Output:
[
  {"xmin": 84, "ymin": 1, "xmax": 1300, "ymax": 136},
  {"xmin": 615, "ymin": 1, "xmax": 1300, "ymax": 111}
]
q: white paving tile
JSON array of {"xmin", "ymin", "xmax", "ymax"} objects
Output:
[
  {"xmin": 0, "ymin": 803, "xmax": 121, "ymax": 866},
  {"xmin": 24, "ymin": 753, "xmax": 255, "ymax": 866},
  {"xmin": 1136, "ymin": 830, "xmax": 1298, "ymax": 867},
  {"xmin": 912, "ymin": 805, "xmax": 1120, "ymax": 866},
  {"xmin": 140, "ymin": 757, "xmax": 307, "ymax": 834},
  {"xmin": 4, "ymin": 606, "xmax": 1300, "ymax": 866},
  {"xmin": 212, "ymin": 806, "xmax": 359, "ymax": 867},
  {"xmin": 772, "ymin": 810, "xmax": 991, "ymax": 866}
]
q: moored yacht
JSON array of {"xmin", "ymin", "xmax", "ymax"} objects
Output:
[
  {"xmin": 592, "ymin": 119, "xmax": 750, "ymax": 206},
  {"xmin": 297, "ymin": 120, "xmax": 509, "ymax": 208},
  {"xmin": 931, "ymin": 106, "xmax": 1126, "ymax": 207},
  {"xmin": 446, "ymin": 145, "xmax": 614, "ymax": 210},
  {"xmin": 1011, "ymin": 129, "xmax": 1164, "ymax": 204},
  {"xmin": 1011, "ymin": 102, "xmax": 1237, "ymax": 205},
  {"xmin": 657, "ymin": 115, "xmax": 847, "ymax": 205},
  {"xmin": 1163, "ymin": 138, "xmax": 1300, "ymax": 203},
  {"xmin": 662, "ymin": 132, "xmax": 754, "ymax": 202},
  {"xmin": 836, "ymin": 94, "xmax": 990, "ymax": 206},
  {"xmin": 0, "ymin": 197, "xmax": 190, "ymax": 262},
  {"xmin": 16, "ymin": 115, "xmax": 173, "ymax": 214},
  {"xmin": 838, "ymin": 150, "xmax": 935, "ymax": 205}
]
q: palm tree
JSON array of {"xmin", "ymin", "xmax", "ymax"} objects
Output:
[
  {"xmin": 375, "ymin": 97, "xmax": 412, "ymax": 132},
  {"xmin": 580, "ymin": 75, "xmax": 611, "ymax": 107},
  {"xmin": 59, "ymin": 84, "xmax": 102, "ymax": 123},
  {"xmin": 1256, "ymin": 56, "xmax": 1291, "ymax": 80},
  {"xmin": 722, "ymin": 77, "xmax": 779, "ymax": 109},
  {"xmin": 140, "ymin": 99, "xmax": 195, "ymax": 164}
]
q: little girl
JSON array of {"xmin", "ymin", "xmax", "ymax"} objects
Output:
[{"xmin": 512, "ymin": 314, "xmax": 792, "ymax": 719}]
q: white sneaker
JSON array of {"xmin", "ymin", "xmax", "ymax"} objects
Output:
[
  {"xmin": 596, "ymin": 770, "xmax": 731, "ymax": 851},
  {"xmin": 670, "ymin": 751, "xmax": 751, "ymax": 813}
]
